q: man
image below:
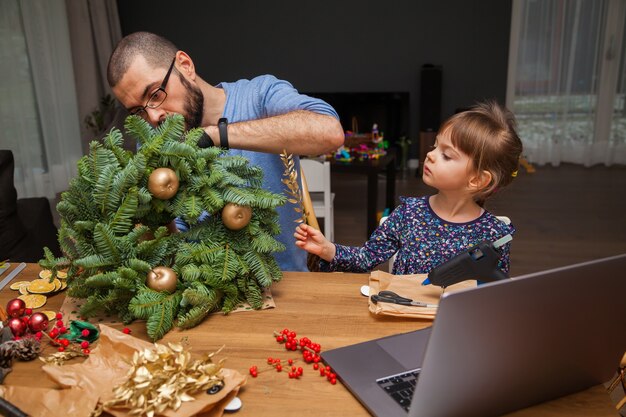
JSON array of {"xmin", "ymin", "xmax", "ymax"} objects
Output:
[{"xmin": 107, "ymin": 32, "xmax": 344, "ymax": 271}]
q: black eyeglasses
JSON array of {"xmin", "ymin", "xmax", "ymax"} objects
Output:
[{"xmin": 129, "ymin": 57, "xmax": 176, "ymax": 117}]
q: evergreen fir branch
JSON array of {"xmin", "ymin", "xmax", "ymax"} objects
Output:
[
  {"xmin": 125, "ymin": 258, "xmax": 153, "ymax": 274},
  {"xmin": 102, "ymin": 126, "xmax": 125, "ymax": 149},
  {"xmin": 38, "ymin": 247, "xmax": 69, "ymax": 273},
  {"xmin": 180, "ymin": 264, "xmax": 202, "ymax": 282},
  {"xmin": 124, "ymin": 116, "xmax": 154, "ymax": 148},
  {"xmin": 77, "ymin": 157, "xmax": 95, "ymax": 185},
  {"xmin": 244, "ymin": 282, "xmax": 263, "ymax": 309},
  {"xmin": 93, "ymin": 223, "xmax": 121, "ymax": 262},
  {"xmin": 159, "ymin": 141, "xmax": 197, "ymax": 160},
  {"xmin": 74, "ymin": 254, "xmax": 117, "ymax": 270},
  {"xmin": 250, "ymin": 230, "xmax": 285, "ymax": 253},
  {"xmin": 248, "ymin": 189, "xmax": 286, "ymax": 209},
  {"xmin": 91, "ymin": 146, "xmax": 121, "ymax": 181},
  {"xmin": 205, "ymin": 168, "xmax": 225, "ymax": 187},
  {"xmin": 220, "ymin": 283, "xmax": 242, "ymax": 313},
  {"xmin": 85, "ymin": 272, "xmax": 117, "ymax": 288},
  {"xmin": 177, "ymin": 284, "xmax": 222, "ymax": 329},
  {"xmin": 73, "ymin": 221, "xmax": 96, "ymax": 233},
  {"xmin": 176, "ymin": 305, "xmax": 213, "ymax": 329},
  {"xmin": 109, "ymin": 187, "xmax": 139, "ymax": 235},
  {"xmin": 129, "ymin": 289, "xmax": 182, "ymax": 341},
  {"xmin": 109, "ymin": 162, "xmax": 140, "ymax": 207},
  {"xmin": 155, "ymin": 113, "xmax": 185, "ymax": 143},
  {"xmin": 243, "ymin": 251, "xmax": 280, "ymax": 287},
  {"xmin": 93, "ymin": 165, "xmax": 118, "ymax": 214},
  {"xmin": 222, "ymin": 187, "xmax": 255, "ymax": 206}
]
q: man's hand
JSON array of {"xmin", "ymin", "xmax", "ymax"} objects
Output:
[{"xmin": 205, "ymin": 110, "xmax": 344, "ymax": 155}]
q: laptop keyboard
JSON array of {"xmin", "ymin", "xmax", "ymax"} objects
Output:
[{"xmin": 376, "ymin": 368, "xmax": 421, "ymax": 412}]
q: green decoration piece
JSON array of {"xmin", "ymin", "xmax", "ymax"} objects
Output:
[
  {"xmin": 40, "ymin": 114, "xmax": 286, "ymax": 341},
  {"xmin": 58, "ymin": 320, "xmax": 100, "ymax": 343}
]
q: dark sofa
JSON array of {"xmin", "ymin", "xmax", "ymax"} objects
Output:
[{"xmin": 0, "ymin": 150, "xmax": 61, "ymax": 263}]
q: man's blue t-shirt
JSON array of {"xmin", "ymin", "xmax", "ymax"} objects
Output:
[{"xmin": 178, "ymin": 75, "xmax": 339, "ymax": 271}]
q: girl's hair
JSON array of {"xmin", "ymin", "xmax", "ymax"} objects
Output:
[
  {"xmin": 439, "ymin": 100, "xmax": 523, "ymax": 206},
  {"xmin": 107, "ymin": 32, "xmax": 178, "ymax": 88}
]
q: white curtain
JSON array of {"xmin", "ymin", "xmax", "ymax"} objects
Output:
[
  {"xmin": 0, "ymin": 0, "xmax": 121, "ymax": 199},
  {"xmin": 0, "ymin": 0, "xmax": 82, "ymax": 199},
  {"xmin": 65, "ymin": 0, "xmax": 122, "ymax": 153},
  {"xmin": 507, "ymin": 0, "xmax": 626, "ymax": 166}
]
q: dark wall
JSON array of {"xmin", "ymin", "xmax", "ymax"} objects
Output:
[{"xmin": 117, "ymin": 0, "xmax": 512, "ymax": 156}]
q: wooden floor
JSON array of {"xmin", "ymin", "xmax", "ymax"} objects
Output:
[{"xmin": 329, "ymin": 163, "xmax": 626, "ymax": 276}]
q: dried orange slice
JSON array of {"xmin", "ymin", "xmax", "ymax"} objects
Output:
[
  {"xmin": 18, "ymin": 286, "xmax": 30, "ymax": 295},
  {"xmin": 40, "ymin": 310, "xmax": 57, "ymax": 321},
  {"xmin": 9, "ymin": 281, "xmax": 30, "ymax": 291},
  {"xmin": 28, "ymin": 279, "xmax": 56, "ymax": 294},
  {"xmin": 39, "ymin": 270, "xmax": 52, "ymax": 280},
  {"xmin": 17, "ymin": 294, "xmax": 47, "ymax": 309},
  {"xmin": 56, "ymin": 270, "xmax": 68, "ymax": 279},
  {"xmin": 60, "ymin": 281, "xmax": 67, "ymax": 291}
]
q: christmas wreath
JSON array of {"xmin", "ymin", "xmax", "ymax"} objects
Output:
[{"xmin": 40, "ymin": 115, "xmax": 286, "ymax": 340}]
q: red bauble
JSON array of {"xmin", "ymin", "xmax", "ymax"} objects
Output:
[
  {"xmin": 28, "ymin": 312, "xmax": 49, "ymax": 332},
  {"xmin": 6, "ymin": 298, "xmax": 26, "ymax": 318},
  {"xmin": 8, "ymin": 317, "xmax": 27, "ymax": 336}
]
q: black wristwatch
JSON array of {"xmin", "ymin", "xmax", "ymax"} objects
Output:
[{"xmin": 218, "ymin": 118, "xmax": 229, "ymax": 149}]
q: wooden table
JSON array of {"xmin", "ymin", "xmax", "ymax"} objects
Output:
[
  {"xmin": 330, "ymin": 149, "xmax": 396, "ymax": 238},
  {"xmin": 0, "ymin": 264, "xmax": 618, "ymax": 416}
]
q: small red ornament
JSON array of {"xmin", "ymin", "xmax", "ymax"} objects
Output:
[
  {"xmin": 28, "ymin": 312, "xmax": 50, "ymax": 332},
  {"xmin": 122, "ymin": 327, "xmax": 131, "ymax": 334},
  {"xmin": 6, "ymin": 299, "xmax": 26, "ymax": 318},
  {"xmin": 81, "ymin": 341, "xmax": 89, "ymax": 349},
  {"xmin": 8, "ymin": 317, "xmax": 27, "ymax": 336}
]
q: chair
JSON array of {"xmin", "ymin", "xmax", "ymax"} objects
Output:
[
  {"xmin": 381, "ymin": 214, "xmax": 512, "ymax": 273},
  {"xmin": 607, "ymin": 352, "xmax": 626, "ymax": 415},
  {"xmin": 0, "ymin": 150, "xmax": 61, "ymax": 262},
  {"xmin": 300, "ymin": 159, "xmax": 335, "ymax": 241}
]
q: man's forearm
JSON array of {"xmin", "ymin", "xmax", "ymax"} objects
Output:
[{"xmin": 204, "ymin": 110, "xmax": 344, "ymax": 155}]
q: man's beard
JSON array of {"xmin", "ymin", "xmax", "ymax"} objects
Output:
[{"xmin": 179, "ymin": 74, "xmax": 204, "ymax": 129}]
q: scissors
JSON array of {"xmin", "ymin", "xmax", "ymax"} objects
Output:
[{"xmin": 370, "ymin": 290, "xmax": 438, "ymax": 309}]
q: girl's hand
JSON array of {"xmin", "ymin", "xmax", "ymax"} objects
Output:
[{"xmin": 294, "ymin": 223, "xmax": 336, "ymax": 262}]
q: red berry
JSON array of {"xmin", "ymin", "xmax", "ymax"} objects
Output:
[
  {"xmin": 122, "ymin": 327, "xmax": 131, "ymax": 334},
  {"xmin": 35, "ymin": 331, "xmax": 43, "ymax": 339},
  {"xmin": 251, "ymin": 371, "xmax": 258, "ymax": 378},
  {"xmin": 60, "ymin": 327, "xmax": 67, "ymax": 334},
  {"xmin": 288, "ymin": 359, "xmax": 293, "ymax": 365},
  {"xmin": 276, "ymin": 336, "xmax": 284, "ymax": 342},
  {"xmin": 289, "ymin": 331, "xmax": 296, "ymax": 339},
  {"xmin": 55, "ymin": 320, "xmax": 64, "ymax": 328},
  {"xmin": 81, "ymin": 341, "xmax": 89, "ymax": 349},
  {"xmin": 313, "ymin": 363, "xmax": 319, "ymax": 370},
  {"xmin": 61, "ymin": 339, "xmax": 70, "ymax": 347},
  {"xmin": 81, "ymin": 329, "xmax": 90, "ymax": 337},
  {"xmin": 281, "ymin": 328, "xmax": 290, "ymax": 335},
  {"xmin": 82, "ymin": 348, "xmax": 90, "ymax": 355},
  {"xmin": 55, "ymin": 312, "xmax": 63, "ymax": 320},
  {"xmin": 276, "ymin": 364, "xmax": 282, "ymax": 372},
  {"xmin": 24, "ymin": 308, "xmax": 32, "ymax": 315},
  {"xmin": 330, "ymin": 378, "xmax": 337, "ymax": 385},
  {"xmin": 58, "ymin": 346, "xmax": 65, "ymax": 352}
]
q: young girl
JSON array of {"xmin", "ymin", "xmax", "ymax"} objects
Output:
[{"xmin": 294, "ymin": 101, "xmax": 523, "ymax": 277}]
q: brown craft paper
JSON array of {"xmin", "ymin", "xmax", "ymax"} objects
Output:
[
  {"xmin": 368, "ymin": 270, "xmax": 476, "ymax": 319},
  {"xmin": 0, "ymin": 325, "xmax": 245, "ymax": 417}
]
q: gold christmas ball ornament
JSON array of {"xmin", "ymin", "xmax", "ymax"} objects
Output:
[
  {"xmin": 146, "ymin": 266, "xmax": 178, "ymax": 293},
  {"xmin": 148, "ymin": 168, "xmax": 179, "ymax": 200},
  {"xmin": 221, "ymin": 203, "xmax": 253, "ymax": 230}
]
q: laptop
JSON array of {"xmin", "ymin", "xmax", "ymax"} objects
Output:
[{"xmin": 321, "ymin": 253, "xmax": 626, "ymax": 417}]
